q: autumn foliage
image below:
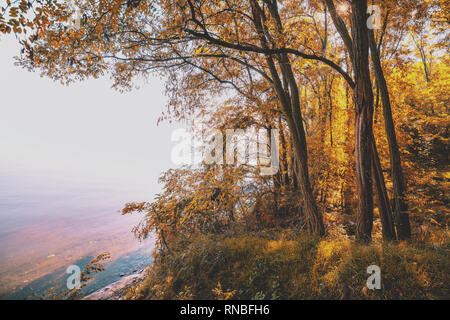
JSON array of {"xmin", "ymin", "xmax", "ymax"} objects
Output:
[{"xmin": 2, "ymin": 0, "xmax": 448, "ymax": 299}]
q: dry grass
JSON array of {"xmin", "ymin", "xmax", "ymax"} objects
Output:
[{"xmin": 126, "ymin": 230, "xmax": 449, "ymax": 300}]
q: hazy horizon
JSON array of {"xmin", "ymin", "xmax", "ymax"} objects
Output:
[{"xmin": 0, "ymin": 36, "xmax": 177, "ymax": 296}]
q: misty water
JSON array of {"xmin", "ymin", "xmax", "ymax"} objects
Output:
[
  {"xmin": 0, "ymin": 169, "xmax": 154, "ymax": 299},
  {"xmin": 0, "ymin": 37, "xmax": 177, "ymax": 300}
]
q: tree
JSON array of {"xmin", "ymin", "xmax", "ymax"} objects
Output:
[
  {"xmin": 15, "ymin": 0, "xmax": 337, "ymax": 235},
  {"xmin": 325, "ymin": 0, "xmax": 397, "ymax": 241},
  {"xmin": 7, "ymin": 0, "xmax": 447, "ymax": 242},
  {"xmin": 367, "ymin": 7, "xmax": 411, "ymax": 239}
]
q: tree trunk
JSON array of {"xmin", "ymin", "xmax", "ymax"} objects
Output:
[
  {"xmin": 371, "ymin": 134, "xmax": 397, "ymax": 240},
  {"xmin": 296, "ymin": 148, "xmax": 325, "ymax": 234},
  {"xmin": 278, "ymin": 117, "xmax": 290, "ymax": 187},
  {"xmin": 250, "ymin": 0, "xmax": 324, "ymax": 236},
  {"xmin": 290, "ymin": 136, "xmax": 299, "ymax": 190},
  {"xmin": 281, "ymin": 65, "xmax": 325, "ymax": 236},
  {"xmin": 368, "ymin": 29, "xmax": 412, "ymax": 239},
  {"xmin": 285, "ymin": 104, "xmax": 325, "ymax": 235},
  {"xmin": 352, "ymin": 0, "xmax": 375, "ymax": 242}
]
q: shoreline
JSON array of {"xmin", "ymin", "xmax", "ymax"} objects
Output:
[{"xmin": 83, "ymin": 269, "xmax": 146, "ymax": 300}]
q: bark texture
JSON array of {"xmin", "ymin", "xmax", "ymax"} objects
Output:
[
  {"xmin": 352, "ymin": 0, "xmax": 375, "ymax": 242},
  {"xmin": 368, "ymin": 28, "xmax": 412, "ymax": 239}
]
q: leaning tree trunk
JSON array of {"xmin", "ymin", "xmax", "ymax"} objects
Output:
[
  {"xmin": 276, "ymin": 63, "xmax": 325, "ymax": 235},
  {"xmin": 368, "ymin": 29, "xmax": 412, "ymax": 239},
  {"xmin": 278, "ymin": 117, "xmax": 291, "ymax": 187},
  {"xmin": 371, "ymin": 134, "xmax": 397, "ymax": 240},
  {"xmin": 290, "ymin": 136, "xmax": 299, "ymax": 190},
  {"xmin": 250, "ymin": 0, "xmax": 324, "ymax": 236},
  {"xmin": 281, "ymin": 61, "xmax": 325, "ymax": 236}
]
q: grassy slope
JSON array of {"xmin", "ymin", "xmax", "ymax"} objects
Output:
[{"xmin": 127, "ymin": 231, "xmax": 449, "ymax": 300}]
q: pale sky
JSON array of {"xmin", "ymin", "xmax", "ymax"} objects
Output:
[{"xmin": 0, "ymin": 36, "xmax": 179, "ymax": 202}]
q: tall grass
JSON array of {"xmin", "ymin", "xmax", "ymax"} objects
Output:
[{"xmin": 127, "ymin": 232, "xmax": 449, "ymax": 300}]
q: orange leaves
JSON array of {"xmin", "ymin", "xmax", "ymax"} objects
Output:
[
  {"xmin": 2, "ymin": 1, "xmax": 447, "ymax": 245},
  {"xmin": 1, "ymin": 0, "xmax": 49, "ymax": 34},
  {"xmin": 125, "ymin": 164, "xmax": 254, "ymax": 246}
]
